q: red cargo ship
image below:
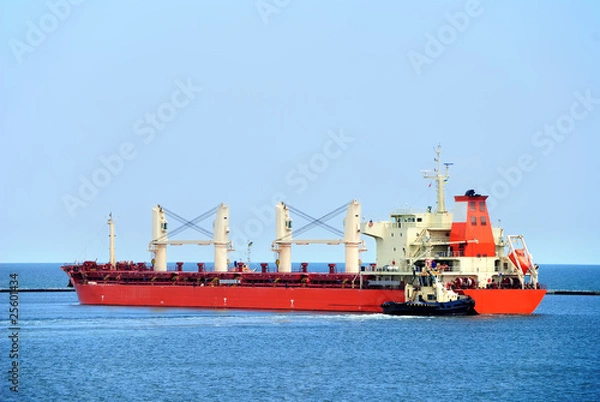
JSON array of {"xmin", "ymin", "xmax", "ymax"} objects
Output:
[
  {"xmin": 62, "ymin": 146, "xmax": 545, "ymax": 314},
  {"xmin": 65, "ymin": 263, "xmax": 401, "ymax": 313}
]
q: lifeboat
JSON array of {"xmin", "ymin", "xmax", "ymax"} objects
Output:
[{"xmin": 509, "ymin": 249, "xmax": 532, "ymax": 274}]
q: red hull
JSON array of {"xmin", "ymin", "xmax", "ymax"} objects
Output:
[
  {"xmin": 74, "ymin": 283, "xmax": 404, "ymax": 313},
  {"xmin": 72, "ymin": 283, "xmax": 546, "ymax": 314},
  {"xmin": 461, "ymin": 288, "xmax": 547, "ymax": 314}
]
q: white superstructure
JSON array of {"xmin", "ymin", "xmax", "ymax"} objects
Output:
[{"xmin": 360, "ymin": 145, "xmax": 540, "ymax": 290}]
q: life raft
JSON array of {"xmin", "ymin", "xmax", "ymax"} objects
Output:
[{"xmin": 509, "ymin": 249, "xmax": 532, "ymax": 274}]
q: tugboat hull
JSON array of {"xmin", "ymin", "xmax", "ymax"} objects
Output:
[{"xmin": 381, "ymin": 297, "xmax": 476, "ymax": 316}]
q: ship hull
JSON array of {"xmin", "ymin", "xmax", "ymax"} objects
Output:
[
  {"xmin": 73, "ymin": 283, "xmax": 403, "ymax": 313},
  {"xmin": 460, "ymin": 288, "xmax": 547, "ymax": 314},
  {"xmin": 71, "ymin": 283, "xmax": 546, "ymax": 314},
  {"xmin": 381, "ymin": 297, "xmax": 476, "ymax": 316}
]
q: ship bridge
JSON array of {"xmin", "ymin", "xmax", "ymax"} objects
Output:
[{"xmin": 361, "ymin": 208, "xmax": 453, "ymax": 269}]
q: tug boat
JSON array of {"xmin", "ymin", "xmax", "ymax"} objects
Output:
[
  {"xmin": 62, "ymin": 146, "xmax": 546, "ymax": 314},
  {"xmin": 381, "ymin": 269, "xmax": 476, "ymax": 316}
]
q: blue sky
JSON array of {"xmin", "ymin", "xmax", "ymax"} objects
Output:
[{"xmin": 1, "ymin": 0, "xmax": 599, "ymax": 265}]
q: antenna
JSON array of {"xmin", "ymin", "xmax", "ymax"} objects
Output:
[{"xmin": 422, "ymin": 145, "xmax": 453, "ymax": 213}]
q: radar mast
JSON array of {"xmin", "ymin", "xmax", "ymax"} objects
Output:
[{"xmin": 423, "ymin": 145, "xmax": 453, "ymax": 213}]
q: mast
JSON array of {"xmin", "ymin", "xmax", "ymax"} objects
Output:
[
  {"xmin": 273, "ymin": 202, "xmax": 292, "ymax": 273},
  {"xmin": 151, "ymin": 205, "xmax": 168, "ymax": 272},
  {"xmin": 343, "ymin": 200, "xmax": 362, "ymax": 274},
  {"xmin": 213, "ymin": 203, "xmax": 230, "ymax": 272},
  {"xmin": 108, "ymin": 213, "xmax": 115, "ymax": 269},
  {"xmin": 423, "ymin": 145, "xmax": 453, "ymax": 213}
]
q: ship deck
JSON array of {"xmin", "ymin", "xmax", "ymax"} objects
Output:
[{"xmin": 62, "ymin": 264, "xmax": 406, "ymax": 290}]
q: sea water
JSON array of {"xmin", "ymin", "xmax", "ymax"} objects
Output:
[{"xmin": 1, "ymin": 263, "xmax": 599, "ymax": 402}]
